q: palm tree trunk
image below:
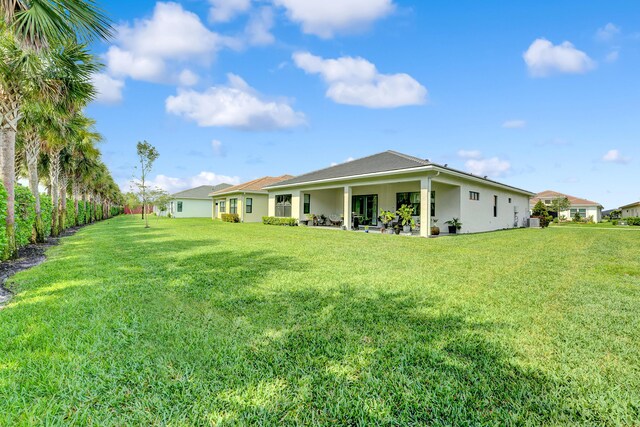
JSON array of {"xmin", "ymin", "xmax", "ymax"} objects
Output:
[
  {"xmin": 82, "ymin": 192, "xmax": 87, "ymax": 224},
  {"xmin": 0, "ymin": 127, "xmax": 17, "ymax": 258},
  {"xmin": 25, "ymin": 138, "xmax": 45, "ymax": 242},
  {"xmin": 73, "ymin": 181, "xmax": 79, "ymax": 226},
  {"xmin": 49, "ymin": 151, "xmax": 61, "ymax": 237}
]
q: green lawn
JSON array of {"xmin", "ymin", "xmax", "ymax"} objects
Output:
[{"xmin": 1, "ymin": 216, "xmax": 639, "ymax": 425}]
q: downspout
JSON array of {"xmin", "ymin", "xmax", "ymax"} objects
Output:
[
  {"xmin": 241, "ymin": 193, "xmax": 246, "ymax": 223},
  {"xmin": 426, "ymin": 171, "xmax": 440, "ymax": 236}
]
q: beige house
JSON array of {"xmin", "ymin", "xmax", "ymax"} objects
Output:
[
  {"xmin": 530, "ymin": 190, "xmax": 603, "ymax": 222},
  {"xmin": 263, "ymin": 150, "xmax": 534, "ymax": 237},
  {"xmin": 620, "ymin": 201, "xmax": 640, "ymax": 218},
  {"xmin": 210, "ymin": 175, "xmax": 293, "ymax": 222}
]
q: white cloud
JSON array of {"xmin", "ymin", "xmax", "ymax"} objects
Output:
[
  {"xmin": 245, "ymin": 7, "xmax": 275, "ymax": 46},
  {"xmin": 211, "ymin": 139, "xmax": 226, "ymax": 157},
  {"xmin": 458, "ymin": 150, "xmax": 511, "ymax": 177},
  {"xmin": 208, "ymin": 0, "xmax": 250, "ymax": 22},
  {"xmin": 91, "ymin": 73, "xmax": 125, "ymax": 104},
  {"xmin": 107, "ymin": 2, "xmax": 224, "ymax": 82},
  {"xmin": 602, "ymin": 149, "xmax": 630, "ymax": 164},
  {"xmin": 273, "ymin": 0, "xmax": 395, "ymax": 38},
  {"xmin": 605, "ymin": 49, "xmax": 620, "ymax": 63},
  {"xmin": 457, "ymin": 149, "xmax": 482, "ymax": 159},
  {"xmin": 178, "ymin": 69, "xmax": 199, "ymax": 86},
  {"xmin": 132, "ymin": 171, "xmax": 241, "ymax": 193},
  {"xmin": 523, "ymin": 38, "xmax": 595, "ymax": 77},
  {"xmin": 502, "ymin": 119, "xmax": 526, "ymax": 129},
  {"xmin": 165, "ymin": 73, "xmax": 306, "ymax": 130},
  {"xmin": 330, "ymin": 156, "xmax": 355, "ymax": 166},
  {"xmin": 596, "ymin": 23, "xmax": 620, "ymax": 42},
  {"xmin": 292, "ymin": 52, "xmax": 426, "ymax": 108}
]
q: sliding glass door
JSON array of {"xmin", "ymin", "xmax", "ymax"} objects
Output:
[{"xmin": 352, "ymin": 194, "xmax": 378, "ymax": 226}]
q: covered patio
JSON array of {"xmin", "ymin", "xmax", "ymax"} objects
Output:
[{"xmin": 293, "ymin": 177, "xmax": 462, "ymax": 237}]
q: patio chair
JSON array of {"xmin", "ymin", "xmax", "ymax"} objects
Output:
[{"xmin": 329, "ymin": 214, "xmax": 342, "ymax": 227}]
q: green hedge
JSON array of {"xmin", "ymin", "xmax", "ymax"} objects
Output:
[
  {"xmin": 65, "ymin": 198, "xmax": 75, "ymax": 228},
  {"xmin": 624, "ymin": 217, "xmax": 640, "ymax": 226},
  {"xmin": 0, "ymin": 181, "xmax": 7, "ymax": 256},
  {"xmin": 40, "ymin": 194, "xmax": 53, "ymax": 237},
  {"xmin": 77, "ymin": 200, "xmax": 86, "ymax": 225},
  {"xmin": 262, "ymin": 216, "xmax": 297, "ymax": 226},
  {"xmin": 221, "ymin": 213, "xmax": 240, "ymax": 223},
  {"xmin": 15, "ymin": 185, "xmax": 36, "ymax": 246}
]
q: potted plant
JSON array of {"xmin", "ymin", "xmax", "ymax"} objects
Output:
[
  {"xmin": 431, "ymin": 218, "xmax": 440, "ymax": 236},
  {"xmin": 306, "ymin": 213, "xmax": 315, "ymax": 226},
  {"xmin": 364, "ymin": 225, "xmax": 369, "ymax": 233},
  {"xmin": 397, "ymin": 204, "xmax": 414, "ymax": 233},
  {"xmin": 379, "ymin": 209, "xmax": 394, "ymax": 232},
  {"xmin": 445, "ymin": 218, "xmax": 462, "ymax": 234},
  {"xmin": 393, "ymin": 224, "xmax": 401, "ymax": 235}
]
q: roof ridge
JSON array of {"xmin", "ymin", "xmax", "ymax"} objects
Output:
[{"xmin": 386, "ymin": 150, "xmax": 431, "ymax": 165}]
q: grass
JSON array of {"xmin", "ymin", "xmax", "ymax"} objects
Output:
[{"xmin": 0, "ymin": 215, "xmax": 639, "ymax": 425}]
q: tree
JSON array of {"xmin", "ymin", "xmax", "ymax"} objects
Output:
[
  {"xmin": 133, "ymin": 141, "xmax": 159, "ymax": 228},
  {"xmin": 147, "ymin": 187, "xmax": 171, "ymax": 219},
  {"xmin": 548, "ymin": 197, "xmax": 571, "ymax": 222},
  {"xmin": 0, "ymin": 1, "xmax": 111, "ymax": 257},
  {"xmin": 123, "ymin": 191, "xmax": 141, "ymax": 213},
  {"xmin": 532, "ymin": 200, "xmax": 552, "ymax": 228}
]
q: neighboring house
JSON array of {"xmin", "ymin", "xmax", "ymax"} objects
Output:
[
  {"xmin": 620, "ymin": 201, "xmax": 640, "ymax": 218},
  {"xmin": 210, "ymin": 175, "xmax": 293, "ymax": 222},
  {"xmin": 530, "ymin": 190, "xmax": 603, "ymax": 222},
  {"xmin": 162, "ymin": 184, "xmax": 232, "ymax": 218},
  {"xmin": 263, "ymin": 150, "xmax": 534, "ymax": 236}
]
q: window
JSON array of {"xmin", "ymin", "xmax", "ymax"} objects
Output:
[
  {"xmin": 470, "ymin": 191, "xmax": 480, "ymax": 201},
  {"xmin": 229, "ymin": 198, "xmax": 237, "ymax": 214},
  {"xmin": 303, "ymin": 194, "xmax": 311, "ymax": 214},
  {"xmin": 395, "ymin": 191, "xmax": 436, "ymax": 216},
  {"xmin": 570, "ymin": 208, "xmax": 587, "ymax": 217},
  {"xmin": 275, "ymin": 194, "xmax": 292, "ymax": 217},
  {"xmin": 508, "ymin": 198, "xmax": 512, "ymax": 203},
  {"xmin": 177, "ymin": 201, "xmax": 183, "ymax": 212},
  {"xmin": 219, "ymin": 201, "xmax": 226, "ymax": 213},
  {"xmin": 493, "ymin": 195, "xmax": 498, "ymax": 217},
  {"xmin": 246, "ymin": 198, "xmax": 253, "ymax": 214},
  {"xmin": 544, "ymin": 199, "xmax": 551, "ymax": 204}
]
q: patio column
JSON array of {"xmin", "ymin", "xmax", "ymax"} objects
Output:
[
  {"xmin": 343, "ymin": 186, "xmax": 352, "ymax": 230},
  {"xmin": 420, "ymin": 177, "xmax": 431, "ymax": 238}
]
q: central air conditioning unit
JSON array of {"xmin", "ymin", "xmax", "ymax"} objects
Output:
[{"xmin": 514, "ymin": 206, "xmax": 519, "ymax": 214}]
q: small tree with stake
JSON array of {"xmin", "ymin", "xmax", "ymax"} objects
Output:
[
  {"xmin": 132, "ymin": 141, "xmax": 159, "ymax": 228},
  {"xmin": 549, "ymin": 197, "xmax": 571, "ymax": 222},
  {"xmin": 532, "ymin": 200, "xmax": 552, "ymax": 228}
]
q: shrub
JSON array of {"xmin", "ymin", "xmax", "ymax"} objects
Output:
[
  {"xmin": 65, "ymin": 198, "xmax": 75, "ymax": 229},
  {"xmin": 262, "ymin": 216, "xmax": 297, "ymax": 226},
  {"xmin": 14, "ymin": 185, "xmax": 36, "ymax": 247},
  {"xmin": 0, "ymin": 181, "xmax": 8, "ymax": 258},
  {"xmin": 612, "ymin": 220, "xmax": 619, "ymax": 226},
  {"xmin": 552, "ymin": 217, "xmax": 559, "ymax": 224},
  {"xmin": 531, "ymin": 201, "xmax": 552, "ymax": 228},
  {"xmin": 625, "ymin": 217, "xmax": 640, "ymax": 226},
  {"xmin": 77, "ymin": 200, "xmax": 86, "ymax": 225},
  {"xmin": 40, "ymin": 194, "xmax": 53, "ymax": 237},
  {"xmin": 221, "ymin": 213, "xmax": 240, "ymax": 223}
]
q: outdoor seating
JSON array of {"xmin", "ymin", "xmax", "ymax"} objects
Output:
[{"xmin": 329, "ymin": 214, "xmax": 342, "ymax": 227}]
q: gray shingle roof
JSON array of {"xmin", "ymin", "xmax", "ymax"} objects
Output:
[
  {"xmin": 265, "ymin": 151, "xmax": 431, "ymax": 187},
  {"xmin": 172, "ymin": 184, "xmax": 232, "ymax": 199}
]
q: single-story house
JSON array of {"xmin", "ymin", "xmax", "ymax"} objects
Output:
[
  {"xmin": 210, "ymin": 175, "xmax": 293, "ymax": 222},
  {"xmin": 530, "ymin": 190, "xmax": 603, "ymax": 222},
  {"xmin": 620, "ymin": 201, "xmax": 640, "ymax": 218},
  {"xmin": 163, "ymin": 184, "xmax": 232, "ymax": 218},
  {"xmin": 263, "ymin": 150, "xmax": 534, "ymax": 237}
]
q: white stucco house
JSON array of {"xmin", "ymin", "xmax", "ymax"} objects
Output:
[
  {"xmin": 620, "ymin": 201, "xmax": 640, "ymax": 218},
  {"xmin": 263, "ymin": 150, "xmax": 534, "ymax": 237},
  {"xmin": 530, "ymin": 190, "xmax": 603, "ymax": 222},
  {"xmin": 210, "ymin": 175, "xmax": 293, "ymax": 222},
  {"xmin": 162, "ymin": 184, "xmax": 232, "ymax": 218}
]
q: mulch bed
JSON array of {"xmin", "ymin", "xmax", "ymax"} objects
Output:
[{"xmin": 0, "ymin": 226, "xmax": 83, "ymax": 308}]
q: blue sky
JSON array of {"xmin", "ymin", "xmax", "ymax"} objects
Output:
[{"xmin": 87, "ymin": 0, "xmax": 640, "ymax": 209}]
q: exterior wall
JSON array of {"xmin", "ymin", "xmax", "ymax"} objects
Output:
[
  {"xmin": 212, "ymin": 193, "xmax": 269, "ymax": 222},
  {"xmin": 558, "ymin": 206, "xmax": 602, "ymax": 222},
  {"xmin": 458, "ymin": 180, "xmax": 530, "ymax": 232},
  {"xmin": 621, "ymin": 204, "xmax": 640, "ymax": 218},
  {"xmin": 171, "ymin": 198, "xmax": 212, "ymax": 218},
  {"xmin": 266, "ymin": 171, "xmax": 531, "ymax": 234}
]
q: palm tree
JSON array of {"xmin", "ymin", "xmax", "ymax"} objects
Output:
[{"xmin": 0, "ymin": 1, "xmax": 111, "ymax": 257}]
